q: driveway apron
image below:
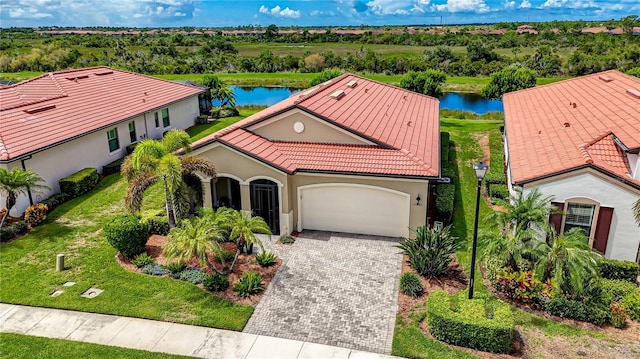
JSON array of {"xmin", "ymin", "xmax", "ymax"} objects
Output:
[{"xmin": 244, "ymin": 232, "xmax": 403, "ymax": 355}]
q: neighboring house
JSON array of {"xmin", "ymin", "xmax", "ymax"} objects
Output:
[
  {"xmin": 189, "ymin": 74, "xmax": 440, "ymax": 237},
  {"xmin": 0, "ymin": 66, "xmax": 205, "ymax": 215},
  {"xmin": 503, "ymin": 70, "xmax": 640, "ymax": 263}
]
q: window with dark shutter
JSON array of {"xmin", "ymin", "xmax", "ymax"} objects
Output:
[
  {"xmin": 549, "ymin": 202, "xmax": 564, "ymax": 236},
  {"xmin": 593, "ymin": 207, "xmax": 614, "ymax": 254}
]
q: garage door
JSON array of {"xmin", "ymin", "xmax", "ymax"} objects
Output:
[{"xmin": 299, "ymin": 184, "xmax": 410, "ymax": 237}]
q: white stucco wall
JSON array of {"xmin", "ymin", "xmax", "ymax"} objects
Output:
[
  {"xmin": 1, "ymin": 96, "xmax": 199, "ymax": 216},
  {"xmin": 522, "ymin": 172, "xmax": 640, "ymax": 262}
]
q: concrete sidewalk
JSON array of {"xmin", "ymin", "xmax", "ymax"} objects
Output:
[{"xmin": 0, "ymin": 303, "xmax": 399, "ymax": 359}]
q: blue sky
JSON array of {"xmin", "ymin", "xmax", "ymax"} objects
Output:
[{"xmin": 1, "ymin": 1, "xmax": 638, "ymax": 28}]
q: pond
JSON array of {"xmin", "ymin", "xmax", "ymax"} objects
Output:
[{"xmin": 227, "ymin": 86, "xmax": 504, "ymax": 114}]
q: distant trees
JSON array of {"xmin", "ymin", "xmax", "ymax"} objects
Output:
[
  {"xmin": 482, "ymin": 67, "xmax": 536, "ymax": 99},
  {"xmin": 400, "ymin": 70, "xmax": 447, "ymax": 98},
  {"xmin": 308, "ymin": 69, "xmax": 343, "ymax": 87}
]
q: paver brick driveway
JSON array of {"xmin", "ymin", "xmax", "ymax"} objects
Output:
[{"xmin": 243, "ymin": 231, "xmax": 403, "ymax": 355}]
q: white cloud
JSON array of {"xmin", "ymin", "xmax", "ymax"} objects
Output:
[
  {"xmin": 519, "ymin": 0, "xmax": 531, "ymax": 9},
  {"xmin": 310, "ymin": 10, "xmax": 336, "ymax": 17},
  {"xmin": 541, "ymin": 0, "xmax": 597, "ymax": 9},
  {"xmin": 503, "ymin": 0, "xmax": 515, "ymax": 9},
  {"xmin": 433, "ymin": 0, "xmax": 490, "ymax": 13},
  {"xmin": 259, "ymin": 4, "xmax": 301, "ymax": 18},
  {"xmin": 8, "ymin": 7, "xmax": 52, "ymax": 19}
]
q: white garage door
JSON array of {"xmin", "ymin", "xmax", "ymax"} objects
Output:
[{"xmin": 299, "ymin": 184, "xmax": 410, "ymax": 238}]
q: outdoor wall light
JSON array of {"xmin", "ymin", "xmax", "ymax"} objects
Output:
[{"xmin": 416, "ymin": 194, "xmax": 421, "ymax": 206}]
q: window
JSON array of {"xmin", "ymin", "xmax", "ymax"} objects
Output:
[
  {"xmin": 162, "ymin": 108, "xmax": 170, "ymax": 127},
  {"xmin": 154, "ymin": 112, "xmax": 160, "ymax": 128},
  {"xmin": 564, "ymin": 202, "xmax": 595, "ymax": 238},
  {"xmin": 107, "ymin": 128, "xmax": 119, "ymax": 152},
  {"xmin": 128, "ymin": 122, "xmax": 137, "ymax": 143}
]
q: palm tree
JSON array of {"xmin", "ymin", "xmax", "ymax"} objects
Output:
[
  {"xmin": 487, "ymin": 187, "xmax": 558, "ymax": 236},
  {"xmin": 163, "ymin": 217, "xmax": 224, "ymax": 274},
  {"xmin": 533, "ymin": 227, "xmax": 602, "ymax": 297},
  {"xmin": 633, "ymin": 198, "xmax": 640, "ymax": 226},
  {"xmin": 121, "ymin": 129, "xmax": 217, "ymax": 228},
  {"xmin": 226, "ymin": 210, "xmax": 271, "ymax": 271},
  {"xmin": 480, "ymin": 227, "xmax": 538, "ymax": 272},
  {"xmin": 0, "ymin": 168, "xmax": 50, "ymax": 227},
  {"xmin": 202, "ymin": 74, "xmax": 236, "ymax": 108}
]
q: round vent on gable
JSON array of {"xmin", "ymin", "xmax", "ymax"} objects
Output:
[{"xmin": 293, "ymin": 121, "xmax": 305, "ymax": 133}]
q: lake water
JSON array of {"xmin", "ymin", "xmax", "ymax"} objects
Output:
[{"xmin": 229, "ymin": 86, "xmax": 504, "ymax": 114}]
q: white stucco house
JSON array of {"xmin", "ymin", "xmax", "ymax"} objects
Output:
[
  {"xmin": 187, "ymin": 73, "xmax": 441, "ymax": 237},
  {"xmin": 503, "ymin": 70, "xmax": 640, "ymax": 263},
  {"xmin": 0, "ymin": 67, "xmax": 205, "ymax": 215}
]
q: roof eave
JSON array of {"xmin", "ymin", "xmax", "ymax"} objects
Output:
[{"xmin": 514, "ymin": 164, "xmax": 640, "ymax": 191}]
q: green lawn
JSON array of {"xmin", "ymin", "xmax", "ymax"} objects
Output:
[
  {"xmin": 186, "ymin": 108, "xmax": 261, "ymax": 142},
  {"xmin": 0, "ymin": 333, "xmax": 195, "ymax": 359}
]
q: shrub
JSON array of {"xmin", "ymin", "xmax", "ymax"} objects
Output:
[
  {"xmin": 620, "ymin": 290, "xmax": 640, "ymax": 321},
  {"xmin": 540, "ymin": 297, "xmax": 609, "ymax": 326},
  {"xmin": 599, "ymin": 279, "xmax": 637, "ymax": 305},
  {"xmin": 435, "ymin": 184, "xmax": 455, "ymax": 224},
  {"xmin": 489, "ymin": 184, "xmax": 509, "ymax": 200},
  {"xmin": 126, "ymin": 143, "xmax": 138, "ymax": 155},
  {"xmin": 279, "ymin": 235, "xmax": 295, "ymax": 244},
  {"xmin": 40, "ymin": 193, "xmax": 71, "ymax": 212},
  {"xmin": 24, "ymin": 203, "xmax": 48, "ymax": 227},
  {"xmin": 210, "ymin": 106, "xmax": 239, "ymax": 119},
  {"xmin": 440, "ymin": 132, "xmax": 450, "ymax": 163},
  {"xmin": 146, "ymin": 217, "xmax": 170, "ymax": 236},
  {"xmin": 398, "ymin": 226, "xmax": 461, "ymax": 278},
  {"xmin": 178, "ymin": 267, "xmax": 207, "ymax": 284},
  {"xmin": 494, "ymin": 268, "xmax": 545, "ymax": 304},
  {"xmin": 233, "ymin": 272, "xmax": 264, "ymax": 297},
  {"xmin": 59, "ymin": 168, "xmax": 99, "ymax": 198},
  {"xmin": 102, "ymin": 157, "xmax": 125, "ymax": 176},
  {"xmin": 195, "ymin": 114, "xmax": 209, "ymax": 125},
  {"xmin": 0, "ymin": 221, "xmax": 28, "ymax": 242},
  {"xmin": 255, "ymin": 251, "xmax": 277, "ymax": 267},
  {"xmin": 141, "ymin": 263, "xmax": 169, "ymax": 276},
  {"xmin": 485, "ymin": 172, "xmax": 506, "ymax": 185},
  {"xmin": 166, "ymin": 261, "xmax": 187, "ymax": 275},
  {"xmin": 399, "ymin": 272, "xmax": 424, "ymax": 298},
  {"xmin": 103, "ymin": 215, "xmax": 149, "ymax": 259},
  {"xmin": 216, "ymin": 250, "xmax": 235, "ymax": 263},
  {"xmin": 598, "ymin": 258, "xmax": 640, "ymax": 284},
  {"xmin": 131, "ymin": 253, "xmax": 154, "ymax": 268},
  {"xmin": 609, "ymin": 302, "xmax": 627, "ymax": 329},
  {"xmin": 203, "ymin": 273, "xmax": 230, "ymax": 291},
  {"xmin": 427, "ymin": 290, "xmax": 514, "ymax": 353}
]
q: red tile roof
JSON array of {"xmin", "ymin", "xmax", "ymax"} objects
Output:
[
  {"xmin": 194, "ymin": 73, "xmax": 440, "ymax": 178},
  {"xmin": 504, "ymin": 70, "xmax": 640, "ymax": 187},
  {"xmin": 0, "ymin": 67, "xmax": 204, "ymax": 162}
]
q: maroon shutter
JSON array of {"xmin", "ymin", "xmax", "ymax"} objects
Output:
[
  {"xmin": 549, "ymin": 202, "xmax": 564, "ymax": 236},
  {"xmin": 593, "ymin": 207, "xmax": 613, "ymax": 254}
]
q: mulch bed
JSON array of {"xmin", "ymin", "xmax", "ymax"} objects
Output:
[{"xmin": 117, "ymin": 234, "xmax": 281, "ymax": 306}]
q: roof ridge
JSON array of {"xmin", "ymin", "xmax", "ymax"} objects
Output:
[
  {"xmin": 271, "ymin": 140, "xmax": 382, "ymax": 148},
  {"xmin": 504, "ymin": 70, "xmax": 638, "ymax": 98},
  {"xmin": 400, "ymin": 148, "xmax": 427, "ymax": 167},
  {"xmin": 582, "ymin": 130, "xmax": 614, "ymax": 148},
  {"xmin": 293, "ymin": 73, "xmax": 351, "ymax": 104}
]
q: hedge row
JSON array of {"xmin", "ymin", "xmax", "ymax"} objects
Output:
[
  {"xmin": 40, "ymin": 193, "xmax": 71, "ymax": 213},
  {"xmin": 489, "ymin": 184, "xmax": 509, "ymax": 200},
  {"xmin": 598, "ymin": 258, "xmax": 640, "ymax": 284},
  {"xmin": 0, "ymin": 221, "xmax": 28, "ymax": 242},
  {"xmin": 427, "ymin": 290, "xmax": 514, "ymax": 353},
  {"xmin": 441, "ymin": 132, "xmax": 450, "ymax": 164},
  {"xmin": 435, "ymin": 184, "xmax": 455, "ymax": 224},
  {"xmin": 103, "ymin": 158, "xmax": 125, "ymax": 176},
  {"xmin": 541, "ymin": 297, "xmax": 609, "ymax": 326},
  {"xmin": 59, "ymin": 168, "xmax": 99, "ymax": 198}
]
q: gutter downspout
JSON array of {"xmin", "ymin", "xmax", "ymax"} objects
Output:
[{"xmin": 20, "ymin": 157, "xmax": 34, "ymax": 206}]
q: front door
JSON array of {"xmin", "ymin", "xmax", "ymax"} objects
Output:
[{"xmin": 250, "ymin": 179, "xmax": 279, "ymax": 234}]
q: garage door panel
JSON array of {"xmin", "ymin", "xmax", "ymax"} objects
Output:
[{"xmin": 300, "ymin": 184, "xmax": 410, "ymax": 237}]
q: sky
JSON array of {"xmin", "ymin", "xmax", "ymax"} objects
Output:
[{"xmin": 0, "ymin": 1, "xmax": 638, "ymax": 28}]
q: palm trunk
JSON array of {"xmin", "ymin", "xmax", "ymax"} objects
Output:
[
  {"xmin": 228, "ymin": 249, "xmax": 241, "ymax": 274},
  {"xmin": 162, "ymin": 174, "xmax": 177, "ymax": 228}
]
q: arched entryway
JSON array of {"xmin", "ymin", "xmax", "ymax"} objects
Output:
[
  {"xmin": 211, "ymin": 177, "xmax": 241, "ymax": 210},
  {"xmin": 250, "ymin": 179, "xmax": 280, "ymax": 234}
]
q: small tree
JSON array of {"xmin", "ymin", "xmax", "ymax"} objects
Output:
[
  {"xmin": 398, "ymin": 226, "xmax": 461, "ymax": 278},
  {"xmin": 0, "ymin": 168, "xmax": 50, "ymax": 227},
  {"xmin": 308, "ymin": 69, "xmax": 343, "ymax": 87},
  {"xmin": 163, "ymin": 216, "xmax": 225, "ymax": 274},
  {"xmin": 226, "ymin": 210, "xmax": 271, "ymax": 271},
  {"xmin": 399, "ymin": 70, "xmax": 447, "ymax": 98},
  {"xmin": 481, "ymin": 67, "xmax": 536, "ymax": 100}
]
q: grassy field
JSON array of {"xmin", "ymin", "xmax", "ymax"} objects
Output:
[{"xmin": 0, "ymin": 333, "xmax": 195, "ymax": 359}]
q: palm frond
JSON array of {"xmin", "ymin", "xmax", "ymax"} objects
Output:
[
  {"xmin": 181, "ymin": 156, "xmax": 217, "ymax": 178},
  {"xmin": 162, "ymin": 129, "xmax": 192, "ymax": 153},
  {"xmin": 124, "ymin": 173, "xmax": 158, "ymax": 213}
]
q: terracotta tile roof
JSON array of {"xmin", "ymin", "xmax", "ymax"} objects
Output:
[
  {"xmin": 504, "ymin": 70, "xmax": 640, "ymax": 186},
  {"xmin": 0, "ymin": 67, "xmax": 204, "ymax": 162},
  {"xmin": 193, "ymin": 73, "xmax": 440, "ymax": 178}
]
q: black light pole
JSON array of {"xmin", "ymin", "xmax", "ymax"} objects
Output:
[{"xmin": 468, "ymin": 162, "xmax": 488, "ymax": 300}]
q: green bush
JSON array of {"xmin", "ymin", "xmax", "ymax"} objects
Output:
[
  {"xmin": 599, "ymin": 279, "xmax": 637, "ymax": 305},
  {"xmin": 131, "ymin": 253, "xmax": 154, "ymax": 268},
  {"xmin": 609, "ymin": 302, "xmax": 627, "ymax": 329},
  {"xmin": 484, "ymin": 172, "xmax": 506, "ymax": 185},
  {"xmin": 40, "ymin": 193, "xmax": 71, "ymax": 212},
  {"xmin": 427, "ymin": 290, "xmax": 514, "ymax": 353},
  {"xmin": 440, "ymin": 132, "xmax": 450, "ymax": 163},
  {"xmin": 195, "ymin": 114, "xmax": 209, "ymax": 125},
  {"xmin": 126, "ymin": 143, "xmax": 138, "ymax": 155},
  {"xmin": 166, "ymin": 261, "xmax": 187, "ymax": 275},
  {"xmin": 489, "ymin": 184, "xmax": 509, "ymax": 200},
  {"xmin": 494, "ymin": 268, "xmax": 545, "ymax": 304},
  {"xmin": 440, "ymin": 109, "xmax": 479, "ymax": 120},
  {"xmin": 540, "ymin": 297, "xmax": 609, "ymax": 326},
  {"xmin": 0, "ymin": 221, "xmax": 28, "ymax": 242},
  {"xmin": 102, "ymin": 158, "xmax": 125, "ymax": 176},
  {"xmin": 210, "ymin": 106, "xmax": 239, "ymax": 119},
  {"xmin": 598, "ymin": 258, "xmax": 640, "ymax": 283},
  {"xmin": 203, "ymin": 273, "xmax": 230, "ymax": 292},
  {"xmin": 620, "ymin": 290, "xmax": 640, "ymax": 321},
  {"xmin": 279, "ymin": 235, "xmax": 295, "ymax": 244},
  {"xmin": 103, "ymin": 215, "xmax": 149, "ymax": 259},
  {"xmin": 59, "ymin": 168, "xmax": 99, "ymax": 198},
  {"xmin": 146, "ymin": 217, "xmax": 170, "ymax": 236},
  {"xmin": 398, "ymin": 226, "xmax": 461, "ymax": 278},
  {"xmin": 400, "ymin": 272, "xmax": 424, "ymax": 298},
  {"xmin": 435, "ymin": 184, "xmax": 455, "ymax": 224},
  {"xmin": 255, "ymin": 251, "xmax": 277, "ymax": 267},
  {"xmin": 233, "ymin": 272, "xmax": 264, "ymax": 297},
  {"xmin": 24, "ymin": 203, "xmax": 48, "ymax": 227}
]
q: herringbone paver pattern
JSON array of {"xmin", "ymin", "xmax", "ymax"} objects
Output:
[{"xmin": 244, "ymin": 232, "xmax": 403, "ymax": 355}]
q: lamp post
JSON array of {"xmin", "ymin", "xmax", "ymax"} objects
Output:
[{"xmin": 468, "ymin": 162, "xmax": 488, "ymax": 300}]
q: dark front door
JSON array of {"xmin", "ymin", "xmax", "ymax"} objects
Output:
[{"xmin": 250, "ymin": 179, "xmax": 279, "ymax": 234}]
